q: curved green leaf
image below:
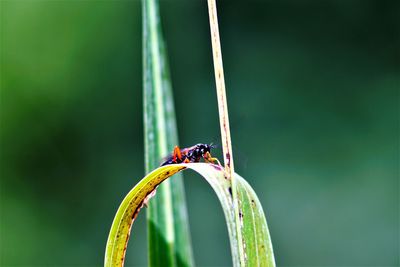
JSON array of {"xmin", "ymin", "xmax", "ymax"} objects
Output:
[
  {"xmin": 104, "ymin": 163, "xmax": 275, "ymax": 267},
  {"xmin": 105, "ymin": 165, "xmax": 186, "ymax": 267}
]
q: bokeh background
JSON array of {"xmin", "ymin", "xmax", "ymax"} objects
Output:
[{"xmin": 1, "ymin": 0, "xmax": 398, "ymax": 266}]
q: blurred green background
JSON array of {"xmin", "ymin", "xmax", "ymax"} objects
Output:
[{"xmin": 1, "ymin": 0, "xmax": 398, "ymax": 266}]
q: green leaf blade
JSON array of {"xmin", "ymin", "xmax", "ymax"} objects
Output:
[
  {"xmin": 236, "ymin": 177, "xmax": 275, "ymax": 266},
  {"xmin": 105, "ymin": 163, "xmax": 275, "ymax": 267},
  {"xmin": 105, "ymin": 165, "xmax": 186, "ymax": 267},
  {"xmin": 186, "ymin": 164, "xmax": 276, "ymax": 267},
  {"xmin": 142, "ymin": 0, "xmax": 194, "ymax": 266}
]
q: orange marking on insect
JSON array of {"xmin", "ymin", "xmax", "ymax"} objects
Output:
[{"xmin": 172, "ymin": 146, "xmax": 182, "ymax": 162}]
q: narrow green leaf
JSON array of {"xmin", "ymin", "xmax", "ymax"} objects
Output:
[
  {"xmin": 104, "ymin": 163, "xmax": 275, "ymax": 267},
  {"xmin": 189, "ymin": 164, "xmax": 276, "ymax": 267},
  {"xmin": 142, "ymin": 0, "xmax": 194, "ymax": 266},
  {"xmin": 236, "ymin": 177, "xmax": 275, "ymax": 266}
]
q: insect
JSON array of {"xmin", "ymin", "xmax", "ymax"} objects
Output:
[{"xmin": 161, "ymin": 143, "xmax": 221, "ymax": 166}]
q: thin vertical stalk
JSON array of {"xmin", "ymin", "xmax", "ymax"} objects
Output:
[
  {"xmin": 207, "ymin": 0, "xmax": 234, "ymax": 177},
  {"xmin": 207, "ymin": 0, "xmax": 244, "ymax": 266}
]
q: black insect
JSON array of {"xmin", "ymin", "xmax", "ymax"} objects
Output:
[{"xmin": 161, "ymin": 143, "xmax": 220, "ymax": 166}]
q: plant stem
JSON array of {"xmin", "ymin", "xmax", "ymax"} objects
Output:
[
  {"xmin": 207, "ymin": 1, "xmax": 244, "ymax": 266},
  {"xmin": 207, "ymin": 0, "xmax": 235, "ymax": 177}
]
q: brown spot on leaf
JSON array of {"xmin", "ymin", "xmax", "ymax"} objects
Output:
[{"xmin": 211, "ymin": 164, "xmax": 222, "ymax": 171}]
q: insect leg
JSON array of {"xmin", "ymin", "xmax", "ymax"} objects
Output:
[
  {"xmin": 204, "ymin": 151, "xmax": 222, "ymax": 166},
  {"xmin": 172, "ymin": 146, "xmax": 183, "ymax": 162}
]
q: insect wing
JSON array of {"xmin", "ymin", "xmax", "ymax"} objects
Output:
[{"xmin": 160, "ymin": 154, "xmax": 175, "ymax": 166}]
